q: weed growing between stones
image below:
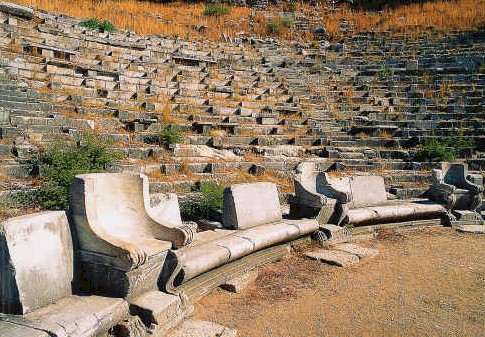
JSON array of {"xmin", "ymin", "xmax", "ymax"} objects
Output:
[
  {"xmin": 180, "ymin": 181, "xmax": 224, "ymax": 221},
  {"xmin": 14, "ymin": 135, "xmax": 117, "ymax": 210},
  {"xmin": 80, "ymin": 17, "xmax": 116, "ymax": 32}
]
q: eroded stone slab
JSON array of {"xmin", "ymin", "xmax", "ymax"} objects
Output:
[
  {"xmin": 305, "ymin": 249, "xmax": 359, "ymax": 267},
  {"xmin": 166, "ymin": 319, "xmax": 237, "ymax": 337},
  {"xmin": 220, "ymin": 269, "xmax": 259, "ymax": 293},
  {"xmin": 455, "ymin": 225, "xmax": 485, "ymax": 234},
  {"xmin": 130, "ymin": 291, "xmax": 185, "ymax": 328},
  {"xmin": 332, "ymin": 243, "xmax": 379, "ymax": 259}
]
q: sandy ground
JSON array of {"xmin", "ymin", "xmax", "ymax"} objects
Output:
[{"xmin": 195, "ymin": 227, "xmax": 485, "ymax": 337}]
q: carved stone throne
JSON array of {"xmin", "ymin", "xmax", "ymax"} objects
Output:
[
  {"xmin": 430, "ymin": 163, "xmax": 483, "ymax": 222},
  {"xmin": 69, "ymin": 173, "xmax": 194, "ymax": 300}
]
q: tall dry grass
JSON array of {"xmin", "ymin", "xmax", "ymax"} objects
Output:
[
  {"xmin": 10, "ymin": 0, "xmax": 485, "ymax": 40},
  {"xmin": 13, "ymin": 0, "xmax": 251, "ymax": 39}
]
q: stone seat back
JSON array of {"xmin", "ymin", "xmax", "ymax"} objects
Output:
[
  {"xmin": 347, "ymin": 175, "xmax": 388, "ymax": 208},
  {"xmin": 222, "ymin": 182, "xmax": 282, "ymax": 230},
  {"xmin": 0, "ymin": 211, "xmax": 73, "ymax": 315}
]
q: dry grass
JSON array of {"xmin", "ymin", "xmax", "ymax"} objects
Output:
[
  {"xmin": 321, "ymin": 0, "xmax": 485, "ymax": 36},
  {"xmin": 10, "ymin": 0, "xmax": 485, "ymax": 41}
]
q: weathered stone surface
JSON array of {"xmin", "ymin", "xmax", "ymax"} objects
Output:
[
  {"xmin": 130, "ymin": 291, "xmax": 186, "ymax": 333},
  {"xmin": 69, "ymin": 173, "xmax": 194, "ymax": 299},
  {"xmin": 455, "ymin": 225, "xmax": 485, "ymax": 234},
  {"xmin": 0, "ymin": 2, "xmax": 34, "ymax": 19},
  {"xmin": 319, "ymin": 224, "xmax": 352, "ymax": 243},
  {"xmin": 222, "ymin": 182, "xmax": 282, "ymax": 229},
  {"xmin": 220, "ymin": 269, "xmax": 259, "ymax": 293},
  {"xmin": 0, "ymin": 320, "xmax": 49, "ymax": 337},
  {"xmin": 332, "ymin": 243, "xmax": 379, "ymax": 259},
  {"xmin": 165, "ymin": 319, "xmax": 237, "ymax": 337},
  {"xmin": 305, "ymin": 249, "xmax": 359, "ymax": 267},
  {"xmin": 0, "ymin": 212, "xmax": 73, "ymax": 314}
]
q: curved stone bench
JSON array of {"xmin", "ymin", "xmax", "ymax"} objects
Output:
[
  {"xmin": 294, "ymin": 162, "xmax": 449, "ymax": 227},
  {"xmin": 0, "ymin": 212, "xmax": 128, "ymax": 337},
  {"xmin": 165, "ymin": 182, "xmax": 318, "ymax": 297}
]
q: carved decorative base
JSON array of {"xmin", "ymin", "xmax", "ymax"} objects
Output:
[{"xmin": 76, "ymin": 250, "xmax": 168, "ymax": 301}]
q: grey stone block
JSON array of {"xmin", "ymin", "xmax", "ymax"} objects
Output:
[
  {"xmin": 0, "ymin": 212, "xmax": 73, "ymax": 314},
  {"xmin": 305, "ymin": 249, "xmax": 359, "ymax": 267},
  {"xmin": 332, "ymin": 243, "xmax": 379, "ymax": 259},
  {"xmin": 222, "ymin": 182, "xmax": 282, "ymax": 230},
  {"xmin": 220, "ymin": 269, "xmax": 259, "ymax": 293}
]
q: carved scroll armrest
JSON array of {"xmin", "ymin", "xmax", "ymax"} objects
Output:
[
  {"xmin": 318, "ymin": 173, "xmax": 352, "ymax": 204},
  {"xmin": 462, "ymin": 177, "xmax": 483, "ymax": 193},
  {"xmin": 295, "ymin": 180, "xmax": 328, "ymax": 209},
  {"xmin": 152, "ymin": 224, "xmax": 195, "ymax": 249},
  {"xmin": 96, "ymin": 232, "xmax": 148, "ymax": 269}
]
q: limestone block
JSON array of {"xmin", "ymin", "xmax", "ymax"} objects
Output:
[
  {"xmin": 130, "ymin": 291, "xmax": 185, "ymax": 332},
  {"xmin": 332, "ymin": 243, "xmax": 379, "ymax": 259},
  {"xmin": 222, "ymin": 182, "xmax": 282, "ymax": 229},
  {"xmin": 220, "ymin": 269, "xmax": 259, "ymax": 293},
  {"xmin": 455, "ymin": 225, "xmax": 485, "ymax": 234},
  {"xmin": 305, "ymin": 249, "xmax": 359, "ymax": 267},
  {"xmin": 349, "ymin": 175, "xmax": 388, "ymax": 208},
  {"xmin": 0, "ymin": 2, "xmax": 33, "ymax": 20},
  {"xmin": 0, "ymin": 212, "xmax": 73, "ymax": 314},
  {"xmin": 166, "ymin": 319, "xmax": 237, "ymax": 337}
]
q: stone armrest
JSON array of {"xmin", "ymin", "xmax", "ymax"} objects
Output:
[
  {"xmin": 295, "ymin": 180, "xmax": 329, "ymax": 209},
  {"xmin": 461, "ymin": 177, "xmax": 483, "ymax": 193},
  {"xmin": 435, "ymin": 182, "xmax": 456, "ymax": 194},
  {"xmin": 149, "ymin": 221, "xmax": 194, "ymax": 249},
  {"xmin": 317, "ymin": 173, "xmax": 352, "ymax": 204}
]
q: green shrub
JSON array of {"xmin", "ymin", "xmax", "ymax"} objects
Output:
[
  {"xmin": 414, "ymin": 138, "xmax": 454, "ymax": 162},
  {"xmin": 203, "ymin": 4, "xmax": 230, "ymax": 17},
  {"xmin": 80, "ymin": 18, "xmax": 116, "ymax": 32},
  {"xmin": 414, "ymin": 130, "xmax": 475, "ymax": 162},
  {"xmin": 266, "ymin": 21, "xmax": 281, "ymax": 35},
  {"xmin": 16, "ymin": 136, "xmax": 116, "ymax": 210},
  {"xmin": 180, "ymin": 182, "xmax": 224, "ymax": 221},
  {"xmin": 153, "ymin": 125, "xmax": 182, "ymax": 148}
]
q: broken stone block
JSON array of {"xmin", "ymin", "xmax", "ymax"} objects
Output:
[
  {"xmin": 220, "ymin": 269, "xmax": 259, "ymax": 293},
  {"xmin": 319, "ymin": 224, "xmax": 352, "ymax": 244},
  {"xmin": 166, "ymin": 319, "xmax": 237, "ymax": 337},
  {"xmin": 455, "ymin": 225, "xmax": 485, "ymax": 234},
  {"xmin": 130, "ymin": 291, "xmax": 187, "ymax": 334},
  {"xmin": 332, "ymin": 243, "xmax": 379, "ymax": 259},
  {"xmin": 305, "ymin": 249, "xmax": 359, "ymax": 267}
]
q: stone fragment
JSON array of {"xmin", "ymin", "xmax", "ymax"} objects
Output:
[
  {"xmin": 166, "ymin": 319, "xmax": 237, "ymax": 337},
  {"xmin": 130, "ymin": 291, "xmax": 186, "ymax": 331},
  {"xmin": 455, "ymin": 225, "xmax": 485, "ymax": 234},
  {"xmin": 305, "ymin": 249, "xmax": 359, "ymax": 267},
  {"xmin": 220, "ymin": 269, "xmax": 259, "ymax": 293},
  {"xmin": 319, "ymin": 224, "xmax": 352, "ymax": 243},
  {"xmin": 332, "ymin": 243, "xmax": 379, "ymax": 259},
  {"xmin": 0, "ymin": 2, "xmax": 34, "ymax": 19}
]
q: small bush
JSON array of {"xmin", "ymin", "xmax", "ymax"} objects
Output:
[
  {"xmin": 267, "ymin": 17, "xmax": 295, "ymax": 35},
  {"xmin": 153, "ymin": 125, "xmax": 182, "ymax": 148},
  {"xmin": 203, "ymin": 4, "xmax": 230, "ymax": 17},
  {"xmin": 80, "ymin": 18, "xmax": 116, "ymax": 32},
  {"xmin": 16, "ymin": 135, "xmax": 116, "ymax": 210},
  {"xmin": 414, "ymin": 138, "xmax": 454, "ymax": 162},
  {"xmin": 180, "ymin": 182, "xmax": 224, "ymax": 221},
  {"xmin": 414, "ymin": 130, "xmax": 475, "ymax": 162},
  {"xmin": 267, "ymin": 21, "xmax": 281, "ymax": 35}
]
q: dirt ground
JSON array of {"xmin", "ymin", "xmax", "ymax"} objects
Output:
[{"xmin": 195, "ymin": 227, "xmax": 485, "ymax": 337}]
